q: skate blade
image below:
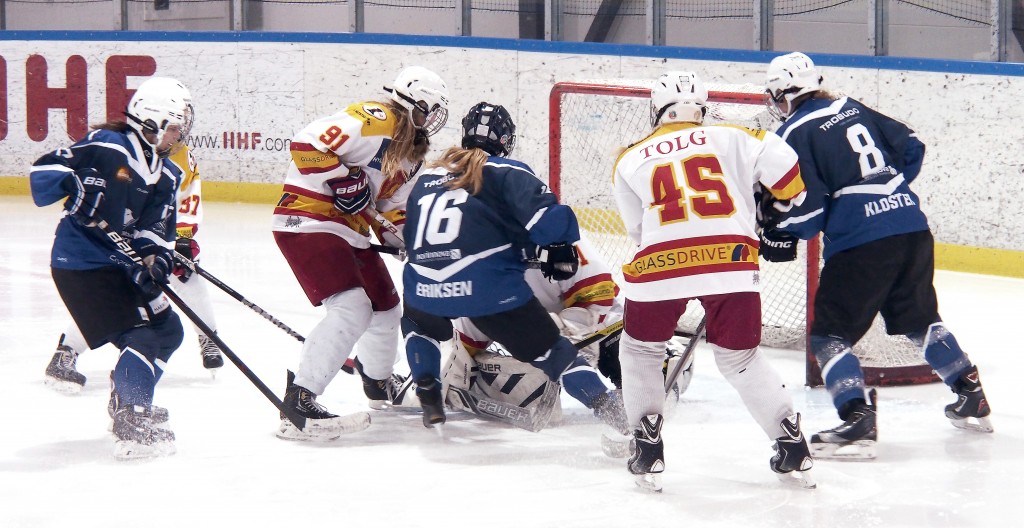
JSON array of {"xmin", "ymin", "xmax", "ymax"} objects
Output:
[
  {"xmin": 275, "ymin": 413, "xmax": 371, "ymax": 441},
  {"xmin": 44, "ymin": 377, "xmax": 84, "ymax": 394},
  {"xmin": 777, "ymin": 469, "xmax": 817, "ymax": 490},
  {"xmin": 811, "ymin": 440, "xmax": 876, "ymax": 460},
  {"xmin": 949, "ymin": 415, "xmax": 994, "ymax": 433},
  {"xmin": 634, "ymin": 473, "xmax": 663, "ymax": 493},
  {"xmin": 368, "ymin": 400, "xmax": 423, "ymax": 412},
  {"xmin": 114, "ymin": 439, "xmax": 176, "ymax": 460},
  {"xmin": 207, "ymin": 368, "xmax": 220, "ymax": 380},
  {"xmin": 601, "ymin": 433, "xmax": 631, "ymax": 459}
]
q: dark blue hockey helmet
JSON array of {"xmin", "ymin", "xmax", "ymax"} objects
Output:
[{"xmin": 461, "ymin": 102, "xmax": 517, "ymax": 157}]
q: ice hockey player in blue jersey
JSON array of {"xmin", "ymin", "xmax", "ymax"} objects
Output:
[
  {"xmin": 29, "ymin": 77, "xmax": 194, "ymax": 459},
  {"xmin": 401, "ymin": 102, "xmax": 582, "ymax": 427},
  {"xmin": 762, "ymin": 52, "xmax": 993, "ymax": 458}
]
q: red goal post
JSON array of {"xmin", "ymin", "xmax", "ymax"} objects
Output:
[{"xmin": 548, "ymin": 80, "xmax": 937, "ymax": 387}]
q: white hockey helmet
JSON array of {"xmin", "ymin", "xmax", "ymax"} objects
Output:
[
  {"xmin": 650, "ymin": 71, "xmax": 708, "ymax": 127},
  {"xmin": 126, "ymin": 77, "xmax": 194, "ymax": 157},
  {"xmin": 765, "ymin": 52, "xmax": 823, "ymax": 120},
  {"xmin": 385, "ymin": 66, "xmax": 450, "ymax": 136}
]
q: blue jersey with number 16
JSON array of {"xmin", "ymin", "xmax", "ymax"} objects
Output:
[{"xmin": 402, "ymin": 156, "xmax": 580, "ymax": 318}]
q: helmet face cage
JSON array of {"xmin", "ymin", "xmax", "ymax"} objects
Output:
[
  {"xmin": 387, "ymin": 66, "xmax": 450, "ymax": 136},
  {"xmin": 649, "ymin": 71, "xmax": 708, "ymax": 127},
  {"xmin": 126, "ymin": 77, "xmax": 194, "ymax": 157},
  {"xmin": 765, "ymin": 52, "xmax": 822, "ymax": 121},
  {"xmin": 461, "ymin": 102, "xmax": 517, "ymax": 157}
]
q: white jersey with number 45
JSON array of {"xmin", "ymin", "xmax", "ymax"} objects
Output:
[{"xmin": 612, "ymin": 122, "xmax": 805, "ymax": 302}]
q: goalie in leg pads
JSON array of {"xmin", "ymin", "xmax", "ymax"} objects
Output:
[
  {"xmin": 763, "ymin": 52, "xmax": 993, "ymax": 456},
  {"xmin": 271, "ymin": 66, "xmax": 449, "ymax": 440}
]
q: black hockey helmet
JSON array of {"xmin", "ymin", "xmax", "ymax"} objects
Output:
[{"xmin": 461, "ymin": 102, "xmax": 517, "ymax": 157}]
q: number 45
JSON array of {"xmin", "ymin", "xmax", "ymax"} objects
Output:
[{"xmin": 650, "ymin": 154, "xmax": 736, "ymax": 224}]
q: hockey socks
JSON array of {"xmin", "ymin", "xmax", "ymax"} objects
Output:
[
  {"xmin": 811, "ymin": 335, "xmax": 868, "ymax": 415},
  {"xmin": 908, "ymin": 322, "xmax": 971, "ymax": 386},
  {"xmin": 560, "ymin": 355, "xmax": 608, "ymax": 408}
]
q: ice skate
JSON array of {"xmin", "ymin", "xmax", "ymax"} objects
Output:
[
  {"xmin": 600, "ymin": 431, "xmax": 632, "ymax": 458},
  {"xmin": 276, "ymin": 371, "xmax": 370, "ymax": 441},
  {"xmin": 44, "ymin": 339, "xmax": 86, "ymax": 393},
  {"xmin": 107, "ymin": 381, "xmax": 170, "ymax": 431},
  {"xmin": 112, "ymin": 404, "xmax": 176, "ymax": 460},
  {"xmin": 199, "ymin": 334, "xmax": 224, "ymax": 376},
  {"xmin": 811, "ymin": 389, "xmax": 877, "ymax": 460},
  {"xmin": 627, "ymin": 414, "xmax": 665, "ymax": 492},
  {"xmin": 592, "ymin": 389, "xmax": 629, "ymax": 435},
  {"xmin": 770, "ymin": 413, "xmax": 816, "ymax": 489},
  {"xmin": 944, "ymin": 365, "xmax": 993, "ymax": 433},
  {"xmin": 354, "ymin": 357, "xmax": 420, "ymax": 411},
  {"xmin": 415, "ymin": 376, "xmax": 447, "ymax": 430}
]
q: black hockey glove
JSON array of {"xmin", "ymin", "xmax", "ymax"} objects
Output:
[
  {"xmin": 538, "ymin": 243, "xmax": 579, "ymax": 281},
  {"xmin": 173, "ymin": 237, "xmax": 200, "ymax": 282},
  {"xmin": 759, "ymin": 229, "xmax": 798, "ymax": 263},
  {"xmin": 754, "ymin": 183, "xmax": 796, "ymax": 232},
  {"xmin": 62, "ymin": 168, "xmax": 106, "ymax": 227}
]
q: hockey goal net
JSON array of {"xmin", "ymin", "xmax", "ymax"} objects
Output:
[{"xmin": 549, "ymin": 80, "xmax": 937, "ymax": 387}]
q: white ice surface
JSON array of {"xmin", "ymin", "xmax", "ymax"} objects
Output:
[{"xmin": 1, "ymin": 197, "xmax": 1021, "ymax": 528}]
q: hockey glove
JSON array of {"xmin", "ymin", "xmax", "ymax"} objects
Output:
[
  {"xmin": 755, "ymin": 183, "xmax": 799, "ymax": 231},
  {"xmin": 327, "ymin": 169, "xmax": 372, "ymax": 216},
  {"xmin": 538, "ymin": 243, "xmax": 579, "ymax": 281},
  {"xmin": 62, "ymin": 168, "xmax": 106, "ymax": 227},
  {"xmin": 759, "ymin": 229, "xmax": 798, "ymax": 263},
  {"xmin": 173, "ymin": 237, "xmax": 200, "ymax": 282}
]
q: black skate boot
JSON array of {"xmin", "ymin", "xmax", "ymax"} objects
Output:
[
  {"xmin": 770, "ymin": 413, "xmax": 816, "ymax": 489},
  {"xmin": 107, "ymin": 372, "xmax": 169, "ymax": 430},
  {"xmin": 945, "ymin": 365, "xmax": 993, "ymax": 433},
  {"xmin": 276, "ymin": 371, "xmax": 369, "ymax": 441},
  {"xmin": 811, "ymin": 388, "xmax": 877, "ymax": 459},
  {"xmin": 354, "ymin": 357, "xmax": 419, "ymax": 410},
  {"xmin": 199, "ymin": 334, "xmax": 224, "ymax": 372},
  {"xmin": 111, "ymin": 404, "xmax": 176, "ymax": 460},
  {"xmin": 415, "ymin": 375, "xmax": 447, "ymax": 428},
  {"xmin": 44, "ymin": 335, "xmax": 87, "ymax": 393},
  {"xmin": 628, "ymin": 414, "xmax": 665, "ymax": 492}
]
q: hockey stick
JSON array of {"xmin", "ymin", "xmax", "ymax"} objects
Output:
[
  {"xmin": 172, "ymin": 252, "xmax": 358, "ymax": 376},
  {"xmin": 663, "ymin": 316, "xmax": 705, "ymax": 396},
  {"xmin": 573, "ymin": 319, "xmax": 624, "ymax": 351},
  {"xmin": 359, "ymin": 208, "xmax": 405, "ymax": 244},
  {"xmin": 173, "ymin": 254, "xmax": 304, "ymax": 341},
  {"xmin": 96, "ymin": 220, "xmax": 308, "ymax": 430}
]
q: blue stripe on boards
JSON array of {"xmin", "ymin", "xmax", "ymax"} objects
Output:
[{"xmin": 1, "ymin": 30, "xmax": 1022, "ymax": 77}]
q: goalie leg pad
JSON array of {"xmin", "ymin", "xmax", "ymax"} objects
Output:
[{"xmin": 446, "ymin": 350, "xmax": 562, "ymax": 432}]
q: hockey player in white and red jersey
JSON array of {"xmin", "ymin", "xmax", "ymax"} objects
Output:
[
  {"xmin": 611, "ymin": 71, "xmax": 814, "ymax": 492},
  {"xmin": 447, "ymin": 234, "xmax": 629, "ymax": 434},
  {"xmin": 44, "ymin": 143, "xmax": 225, "ymax": 393},
  {"xmin": 271, "ymin": 66, "xmax": 449, "ymax": 440}
]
